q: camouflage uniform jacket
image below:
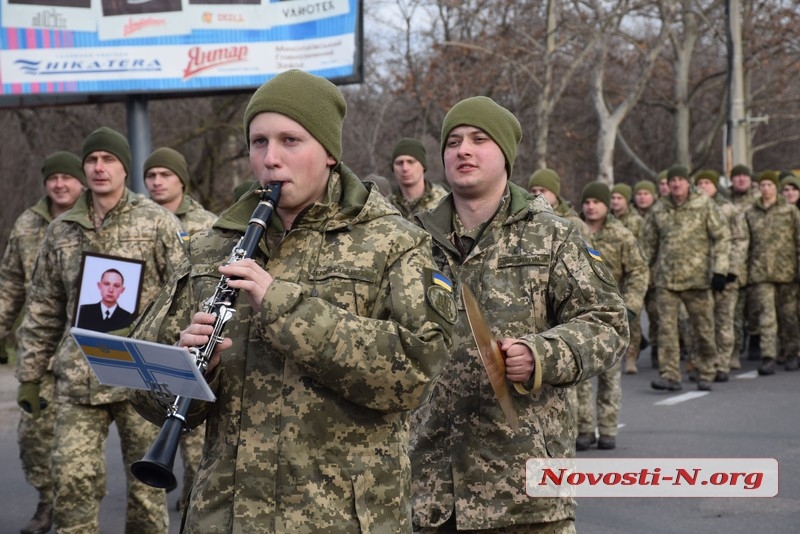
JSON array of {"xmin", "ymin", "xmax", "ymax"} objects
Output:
[
  {"xmin": 553, "ymin": 197, "xmax": 590, "ymax": 240},
  {"xmin": 713, "ymin": 193, "xmax": 750, "ymax": 287},
  {"xmin": 588, "ymin": 216, "xmax": 649, "ymax": 314},
  {"xmin": 640, "ymin": 191, "xmax": 731, "ymax": 291},
  {"xmin": 15, "ymin": 189, "xmax": 188, "ymax": 404},
  {"xmin": 388, "ymin": 179, "xmax": 449, "ymax": 220},
  {"xmin": 617, "ymin": 209, "xmax": 644, "ymax": 238},
  {"xmin": 129, "ymin": 168, "xmax": 455, "ymax": 533},
  {"xmin": 0, "ymin": 197, "xmax": 53, "ymax": 339},
  {"xmin": 410, "ymin": 183, "xmax": 628, "ymax": 530},
  {"xmin": 744, "ymin": 197, "xmax": 800, "ymax": 284},
  {"xmin": 730, "ymin": 188, "xmax": 759, "ymax": 212},
  {"xmin": 175, "ymin": 194, "xmax": 218, "ymax": 236}
]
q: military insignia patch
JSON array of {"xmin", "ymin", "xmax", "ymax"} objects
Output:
[
  {"xmin": 425, "ymin": 269, "xmax": 457, "ymax": 324},
  {"xmin": 432, "ymin": 271, "xmax": 453, "ymax": 292},
  {"xmin": 587, "ymin": 246, "xmax": 603, "ymax": 262},
  {"xmin": 177, "ymin": 231, "xmax": 190, "ymax": 244}
]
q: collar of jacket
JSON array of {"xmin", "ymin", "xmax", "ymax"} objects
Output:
[
  {"xmin": 174, "ymin": 194, "xmax": 202, "ymax": 216},
  {"xmin": 30, "ymin": 196, "xmax": 54, "ymax": 223},
  {"xmin": 60, "ymin": 188, "xmax": 137, "ymax": 229},
  {"xmin": 416, "ymin": 181, "xmax": 544, "ymax": 255}
]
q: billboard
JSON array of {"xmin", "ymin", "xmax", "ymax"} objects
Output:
[{"xmin": 0, "ymin": 0, "xmax": 362, "ymax": 107}]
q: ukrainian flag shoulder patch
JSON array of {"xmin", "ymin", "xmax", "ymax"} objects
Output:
[
  {"xmin": 587, "ymin": 246, "xmax": 603, "ymax": 262},
  {"xmin": 432, "ymin": 271, "xmax": 453, "ymax": 293},
  {"xmin": 177, "ymin": 230, "xmax": 190, "ymax": 244}
]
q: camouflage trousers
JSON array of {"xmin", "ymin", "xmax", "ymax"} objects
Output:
[
  {"xmin": 747, "ymin": 282, "xmax": 800, "ymax": 360},
  {"xmin": 575, "ymin": 358, "xmax": 622, "ymax": 437},
  {"xmin": 52, "ymin": 401, "xmax": 168, "ymax": 534},
  {"xmin": 644, "ymin": 287, "xmax": 658, "ymax": 350},
  {"xmin": 656, "ymin": 288, "xmax": 716, "ymax": 382},
  {"xmin": 178, "ymin": 423, "xmax": 205, "ymax": 511},
  {"xmin": 713, "ymin": 285, "xmax": 738, "ymax": 373},
  {"xmin": 416, "ymin": 513, "xmax": 576, "ymax": 533},
  {"xmin": 17, "ymin": 371, "xmax": 56, "ymax": 505},
  {"xmin": 625, "ymin": 310, "xmax": 642, "ymax": 363}
]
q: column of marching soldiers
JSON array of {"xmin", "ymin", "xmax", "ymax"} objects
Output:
[{"xmin": 2, "ymin": 122, "xmax": 797, "ymax": 533}]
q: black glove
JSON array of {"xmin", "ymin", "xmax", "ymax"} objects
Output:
[
  {"xmin": 711, "ymin": 273, "xmax": 727, "ymax": 292},
  {"xmin": 726, "ymin": 273, "xmax": 737, "ymax": 284},
  {"xmin": 17, "ymin": 381, "xmax": 47, "ymax": 420}
]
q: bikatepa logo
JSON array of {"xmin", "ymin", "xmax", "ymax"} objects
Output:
[
  {"xmin": 13, "ymin": 58, "xmax": 162, "ymax": 76},
  {"xmin": 183, "ymin": 46, "xmax": 248, "ymax": 79}
]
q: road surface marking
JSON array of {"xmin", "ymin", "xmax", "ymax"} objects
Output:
[{"xmin": 654, "ymin": 391, "xmax": 709, "ymax": 406}]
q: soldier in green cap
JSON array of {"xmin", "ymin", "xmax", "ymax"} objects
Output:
[
  {"xmin": 633, "ymin": 179, "xmax": 660, "ymax": 367},
  {"xmin": 143, "ymin": 146, "xmax": 218, "ymax": 513},
  {"xmin": 743, "ymin": 170, "xmax": 800, "ymax": 374},
  {"xmin": 693, "ymin": 170, "xmax": 749, "ymax": 379},
  {"xmin": 575, "ymin": 182, "xmax": 648, "ymax": 450},
  {"xmin": 610, "ymin": 183, "xmax": 644, "ymax": 237},
  {"xmin": 15, "ymin": 127, "xmax": 188, "ymax": 533},
  {"xmin": 388, "ymin": 137, "xmax": 448, "ymax": 219},
  {"xmin": 409, "ymin": 96, "xmax": 628, "ymax": 533},
  {"xmin": 129, "ymin": 69, "xmax": 455, "ymax": 533},
  {"xmin": 0, "ymin": 151, "xmax": 85, "ymax": 534},
  {"xmin": 640, "ymin": 164, "xmax": 731, "ymax": 392},
  {"xmin": 528, "ymin": 167, "xmax": 590, "ymax": 239}
]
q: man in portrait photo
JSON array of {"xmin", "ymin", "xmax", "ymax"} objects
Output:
[{"xmin": 76, "ymin": 268, "xmax": 134, "ymax": 332}]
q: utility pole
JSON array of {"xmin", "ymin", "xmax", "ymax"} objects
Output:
[{"xmin": 726, "ymin": 0, "xmax": 747, "ymax": 174}]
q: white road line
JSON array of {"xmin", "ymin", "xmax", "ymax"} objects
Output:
[
  {"xmin": 654, "ymin": 391, "xmax": 709, "ymax": 406},
  {"xmin": 735, "ymin": 370, "xmax": 758, "ymax": 379}
]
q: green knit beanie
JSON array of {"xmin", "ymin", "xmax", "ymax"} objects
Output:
[
  {"xmin": 781, "ymin": 175, "xmax": 800, "ymax": 191},
  {"xmin": 757, "ymin": 170, "xmax": 780, "ymax": 187},
  {"xmin": 730, "ymin": 164, "xmax": 752, "ymax": 178},
  {"xmin": 634, "ymin": 180, "xmax": 656, "ymax": 196},
  {"xmin": 527, "ymin": 168, "xmax": 561, "ymax": 195},
  {"xmin": 440, "ymin": 96, "xmax": 522, "ymax": 179},
  {"xmin": 41, "ymin": 150, "xmax": 85, "ymax": 186},
  {"xmin": 82, "ymin": 127, "xmax": 132, "ymax": 177},
  {"xmin": 693, "ymin": 169, "xmax": 720, "ymax": 188},
  {"xmin": 243, "ymin": 69, "xmax": 346, "ymax": 163},
  {"xmin": 582, "ymin": 181, "xmax": 611, "ymax": 207},
  {"xmin": 611, "ymin": 183, "xmax": 632, "ymax": 201},
  {"xmin": 667, "ymin": 164, "xmax": 689, "ymax": 181},
  {"xmin": 391, "ymin": 138, "xmax": 427, "ymax": 170},
  {"xmin": 144, "ymin": 147, "xmax": 190, "ymax": 192}
]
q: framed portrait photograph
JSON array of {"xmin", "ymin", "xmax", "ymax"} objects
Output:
[{"xmin": 72, "ymin": 252, "xmax": 146, "ymax": 333}]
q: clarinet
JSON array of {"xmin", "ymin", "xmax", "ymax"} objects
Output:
[{"xmin": 131, "ymin": 183, "xmax": 281, "ymax": 490}]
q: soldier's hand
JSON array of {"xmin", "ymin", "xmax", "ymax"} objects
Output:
[
  {"xmin": 179, "ymin": 312, "xmax": 233, "ymax": 374},
  {"xmin": 218, "ymin": 258, "xmax": 274, "ymax": 312},
  {"xmin": 500, "ymin": 338, "xmax": 535, "ymax": 383},
  {"xmin": 17, "ymin": 381, "xmax": 46, "ymax": 420},
  {"xmin": 711, "ymin": 273, "xmax": 727, "ymax": 292}
]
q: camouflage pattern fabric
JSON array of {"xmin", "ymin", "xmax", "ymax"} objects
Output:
[
  {"xmin": 410, "ymin": 183, "xmax": 628, "ymax": 530},
  {"xmin": 15, "ymin": 188, "xmax": 188, "ymax": 532},
  {"xmin": 655, "ymin": 288, "xmax": 717, "ymax": 382},
  {"xmin": 577, "ymin": 216, "xmax": 648, "ymax": 435},
  {"xmin": 130, "ymin": 170, "xmax": 455, "ymax": 533},
  {"xmin": 729, "ymin": 188, "xmax": 760, "ymax": 353},
  {"xmin": 388, "ymin": 180, "xmax": 449, "ymax": 220},
  {"xmin": 554, "ymin": 198, "xmax": 591, "ymax": 241},
  {"xmin": 747, "ymin": 282, "xmax": 799, "ymax": 361},
  {"xmin": 0, "ymin": 197, "xmax": 57, "ymax": 504},
  {"xmin": 174, "ymin": 193, "xmax": 217, "ymax": 511},
  {"xmin": 617, "ymin": 210, "xmax": 644, "ymax": 238}
]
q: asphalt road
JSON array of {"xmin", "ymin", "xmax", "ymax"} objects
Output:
[{"xmin": 0, "ymin": 345, "xmax": 797, "ymax": 533}]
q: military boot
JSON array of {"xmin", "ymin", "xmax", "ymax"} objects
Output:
[
  {"xmin": 785, "ymin": 356, "xmax": 799, "ymax": 372},
  {"xmin": 757, "ymin": 358, "xmax": 776, "ymax": 376},
  {"xmin": 575, "ymin": 433, "xmax": 596, "ymax": 451},
  {"xmin": 624, "ymin": 354, "xmax": 638, "ymax": 374},
  {"xmin": 21, "ymin": 501, "xmax": 53, "ymax": 534}
]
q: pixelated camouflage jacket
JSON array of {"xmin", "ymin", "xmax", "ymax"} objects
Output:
[
  {"xmin": 15, "ymin": 189, "xmax": 188, "ymax": 405},
  {"xmin": 129, "ymin": 167, "xmax": 455, "ymax": 533},
  {"xmin": 587, "ymin": 216, "xmax": 649, "ymax": 315},
  {"xmin": 712, "ymin": 193, "xmax": 750, "ymax": 287},
  {"xmin": 640, "ymin": 191, "xmax": 731, "ymax": 291},
  {"xmin": 410, "ymin": 182, "xmax": 628, "ymax": 530},
  {"xmin": 617, "ymin": 209, "xmax": 644, "ymax": 238},
  {"xmin": 744, "ymin": 197, "xmax": 800, "ymax": 284},
  {"xmin": 0, "ymin": 197, "xmax": 53, "ymax": 339},
  {"xmin": 553, "ymin": 197, "xmax": 591, "ymax": 240},
  {"xmin": 729, "ymin": 188, "xmax": 760, "ymax": 212},
  {"xmin": 175, "ymin": 194, "xmax": 218, "ymax": 236},
  {"xmin": 388, "ymin": 179, "xmax": 449, "ymax": 220}
]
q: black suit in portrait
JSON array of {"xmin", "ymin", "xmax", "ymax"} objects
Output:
[{"xmin": 76, "ymin": 302, "xmax": 135, "ymax": 333}]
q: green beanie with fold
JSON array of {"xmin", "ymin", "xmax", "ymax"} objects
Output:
[
  {"xmin": 144, "ymin": 147, "xmax": 190, "ymax": 192},
  {"xmin": 82, "ymin": 127, "xmax": 132, "ymax": 177},
  {"xmin": 730, "ymin": 164, "xmax": 752, "ymax": 178},
  {"xmin": 243, "ymin": 69, "xmax": 346, "ymax": 164},
  {"xmin": 634, "ymin": 180, "xmax": 656, "ymax": 196},
  {"xmin": 391, "ymin": 138, "xmax": 427, "ymax": 170},
  {"xmin": 757, "ymin": 170, "xmax": 780, "ymax": 187},
  {"xmin": 611, "ymin": 183, "xmax": 632, "ymax": 201},
  {"xmin": 440, "ymin": 96, "xmax": 522, "ymax": 179},
  {"xmin": 41, "ymin": 150, "xmax": 85, "ymax": 185},
  {"xmin": 693, "ymin": 169, "xmax": 720, "ymax": 188},
  {"xmin": 582, "ymin": 181, "xmax": 611, "ymax": 207},
  {"xmin": 667, "ymin": 164, "xmax": 689, "ymax": 181},
  {"xmin": 528, "ymin": 168, "xmax": 561, "ymax": 195},
  {"xmin": 781, "ymin": 175, "xmax": 800, "ymax": 191}
]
